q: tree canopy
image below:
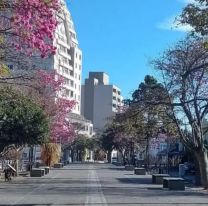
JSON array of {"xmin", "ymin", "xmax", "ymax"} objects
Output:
[
  {"xmin": 153, "ymin": 36, "xmax": 208, "ymax": 188},
  {"xmin": 0, "ymin": 87, "xmax": 49, "ymax": 152},
  {"xmin": 180, "ymin": 0, "xmax": 208, "ymax": 35}
]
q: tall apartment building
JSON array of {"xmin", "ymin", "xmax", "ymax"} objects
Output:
[
  {"xmin": 53, "ymin": 0, "xmax": 82, "ymax": 114},
  {"xmin": 81, "ymin": 72, "xmax": 123, "ymax": 131}
]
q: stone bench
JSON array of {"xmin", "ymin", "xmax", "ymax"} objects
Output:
[
  {"xmin": 30, "ymin": 169, "xmax": 45, "ymax": 177},
  {"xmin": 134, "ymin": 168, "xmax": 146, "ymax": 175},
  {"xmin": 54, "ymin": 163, "xmax": 64, "ymax": 168},
  {"xmin": 39, "ymin": 166, "xmax": 50, "ymax": 174},
  {"xmin": 163, "ymin": 177, "xmax": 185, "ymax": 190},
  {"xmin": 152, "ymin": 174, "xmax": 170, "ymax": 184},
  {"xmin": 113, "ymin": 162, "xmax": 122, "ymax": 166},
  {"xmin": 125, "ymin": 165, "xmax": 135, "ymax": 171},
  {"xmin": 18, "ymin": 171, "xmax": 29, "ymax": 177}
]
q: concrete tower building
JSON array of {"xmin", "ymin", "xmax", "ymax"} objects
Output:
[{"xmin": 81, "ymin": 72, "xmax": 123, "ymax": 131}]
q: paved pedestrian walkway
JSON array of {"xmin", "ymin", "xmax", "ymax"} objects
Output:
[{"xmin": 0, "ymin": 164, "xmax": 207, "ymax": 205}]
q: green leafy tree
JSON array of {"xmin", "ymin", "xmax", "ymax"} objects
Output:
[
  {"xmin": 101, "ymin": 126, "xmax": 117, "ymax": 163},
  {"xmin": 127, "ymin": 75, "xmax": 179, "ymax": 166},
  {"xmin": 180, "ymin": 0, "xmax": 208, "ymax": 36},
  {"xmin": 0, "ymin": 87, "xmax": 49, "ymax": 152},
  {"xmin": 71, "ymin": 134, "xmax": 87, "ymax": 162}
]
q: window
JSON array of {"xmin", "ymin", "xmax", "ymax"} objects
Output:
[
  {"xmin": 65, "ymin": 89, "xmax": 69, "ymax": 96},
  {"xmin": 70, "ymin": 70, "xmax": 74, "ymax": 77},
  {"xmin": 71, "ymin": 33, "xmax": 76, "ymax": 39},
  {"xmin": 70, "ymin": 91, "xmax": 73, "ymax": 98},
  {"xmin": 68, "ymin": 59, "xmax": 71, "ymax": 65},
  {"xmin": 64, "ymin": 68, "xmax": 68, "ymax": 74},
  {"xmin": 117, "ymin": 98, "xmax": 121, "ymax": 102},
  {"xmin": 79, "ymin": 54, "xmax": 82, "ymax": 60},
  {"xmin": 89, "ymin": 127, "xmax": 93, "ymax": 135},
  {"xmin": 64, "ymin": 78, "xmax": 69, "ymax": 85},
  {"xmin": 70, "ymin": 80, "xmax": 74, "ymax": 87},
  {"xmin": 79, "ymin": 75, "xmax": 80, "ymax": 80},
  {"xmin": 61, "ymin": 56, "xmax": 67, "ymax": 64},
  {"xmin": 113, "ymin": 88, "xmax": 117, "ymax": 93},
  {"xmin": 79, "ymin": 65, "xmax": 82, "ymax": 70},
  {"xmin": 113, "ymin": 104, "xmax": 116, "ymax": 108},
  {"xmin": 60, "ymin": 45, "xmax": 66, "ymax": 53},
  {"xmin": 118, "ymin": 91, "xmax": 121, "ymax": 95},
  {"xmin": 113, "ymin": 96, "xmax": 116, "ymax": 100}
]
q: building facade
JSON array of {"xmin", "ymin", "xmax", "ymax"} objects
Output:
[
  {"xmin": 53, "ymin": 0, "xmax": 82, "ymax": 114},
  {"xmin": 81, "ymin": 72, "xmax": 123, "ymax": 130}
]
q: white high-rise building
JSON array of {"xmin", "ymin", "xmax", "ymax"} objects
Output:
[{"xmin": 53, "ymin": 1, "xmax": 82, "ymax": 114}]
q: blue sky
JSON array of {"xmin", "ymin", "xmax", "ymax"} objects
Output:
[{"xmin": 67, "ymin": 0, "xmax": 191, "ymax": 99}]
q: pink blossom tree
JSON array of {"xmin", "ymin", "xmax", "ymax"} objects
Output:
[
  {"xmin": 0, "ymin": 0, "xmax": 59, "ymax": 57},
  {"xmin": 0, "ymin": 0, "xmax": 60, "ymax": 85},
  {"xmin": 31, "ymin": 69, "xmax": 76, "ymax": 144}
]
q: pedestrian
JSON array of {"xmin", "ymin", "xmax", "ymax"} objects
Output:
[{"xmin": 4, "ymin": 167, "xmax": 11, "ymax": 182}]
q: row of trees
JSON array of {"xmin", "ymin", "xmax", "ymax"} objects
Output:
[
  {"xmin": 101, "ymin": 0, "xmax": 208, "ymax": 188},
  {"xmin": 101, "ymin": 75, "xmax": 178, "ymax": 164}
]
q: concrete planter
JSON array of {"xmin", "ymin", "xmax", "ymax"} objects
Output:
[
  {"xmin": 39, "ymin": 167, "xmax": 50, "ymax": 174},
  {"xmin": 113, "ymin": 162, "xmax": 122, "ymax": 166},
  {"xmin": 125, "ymin": 165, "xmax": 135, "ymax": 171},
  {"xmin": 54, "ymin": 163, "xmax": 64, "ymax": 168},
  {"xmin": 134, "ymin": 168, "xmax": 146, "ymax": 175},
  {"xmin": 163, "ymin": 177, "xmax": 185, "ymax": 190},
  {"xmin": 152, "ymin": 174, "xmax": 170, "ymax": 184},
  {"xmin": 30, "ymin": 169, "xmax": 45, "ymax": 177}
]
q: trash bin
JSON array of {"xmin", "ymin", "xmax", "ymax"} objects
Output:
[{"xmin": 179, "ymin": 164, "xmax": 185, "ymax": 177}]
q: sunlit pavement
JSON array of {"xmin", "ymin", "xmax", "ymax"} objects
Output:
[{"xmin": 0, "ymin": 163, "xmax": 207, "ymax": 206}]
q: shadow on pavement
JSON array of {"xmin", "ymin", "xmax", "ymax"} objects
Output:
[
  {"xmin": 108, "ymin": 167, "xmax": 125, "ymax": 171},
  {"xmin": 102, "ymin": 186, "xmax": 208, "ymax": 198},
  {"xmin": 0, "ymin": 178, "xmax": 89, "ymax": 185},
  {"xmin": 117, "ymin": 177, "xmax": 152, "ymax": 184}
]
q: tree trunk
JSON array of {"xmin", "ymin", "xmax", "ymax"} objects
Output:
[
  {"xmin": 28, "ymin": 146, "xmax": 34, "ymax": 171},
  {"xmin": 195, "ymin": 150, "xmax": 208, "ymax": 189},
  {"xmin": 107, "ymin": 150, "xmax": 112, "ymax": 163}
]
